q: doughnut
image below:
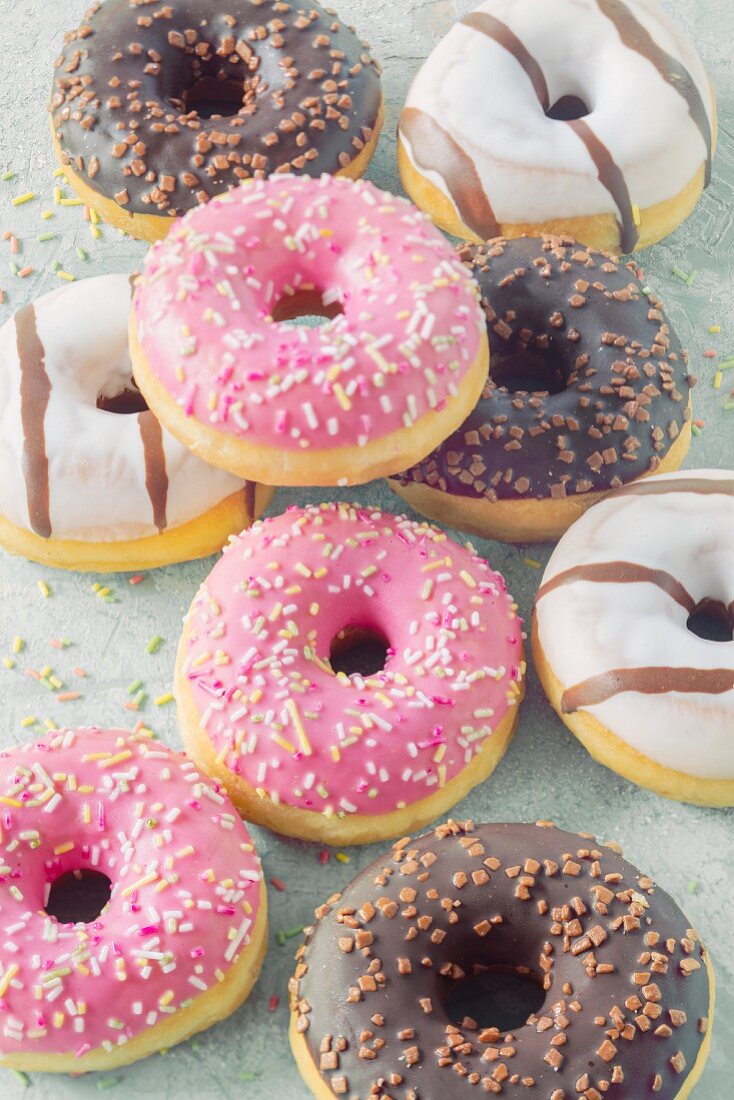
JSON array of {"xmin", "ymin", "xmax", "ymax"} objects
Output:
[
  {"xmin": 397, "ymin": 0, "xmax": 716, "ymax": 252},
  {"xmin": 50, "ymin": 0, "xmax": 384, "ymax": 243},
  {"xmin": 174, "ymin": 502, "xmax": 525, "ymax": 845},
  {"xmin": 391, "ymin": 236, "xmax": 693, "ymax": 543},
  {"xmin": 289, "ymin": 819, "xmax": 714, "ymax": 1100},
  {"xmin": 130, "ymin": 174, "xmax": 489, "ymax": 487},
  {"xmin": 532, "ymin": 469, "xmax": 734, "ymax": 807},
  {"xmin": 0, "ymin": 275, "xmax": 274, "ymax": 572},
  {"xmin": 0, "ymin": 726, "xmax": 267, "ymax": 1072}
]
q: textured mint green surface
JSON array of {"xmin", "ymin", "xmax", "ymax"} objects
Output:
[{"xmin": 0, "ymin": 0, "xmax": 732, "ymax": 1096}]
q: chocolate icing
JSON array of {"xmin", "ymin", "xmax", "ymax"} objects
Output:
[
  {"xmin": 562, "ymin": 666, "xmax": 734, "ymax": 713},
  {"xmin": 392, "ymin": 237, "xmax": 693, "ymax": 505},
  {"xmin": 137, "ymin": 411, "xmax": 169, "ymax": 531},
  {"xmin": 15, "ymin": 304, "xmax": 52, "ymax": 538},
  {"xmin": 597, "ymin": 0, "xmax": 713, "ymax": 186},
  {"xmin": 291, "ymin": 820, "xmax": 711, "ymax": 1099},
  {"xmin": 400, "ymin": 107, "xmax": 499, "ymax": 239},
  {"xmin": 51, "ymin": 0, "xmax": 382, "ymax": 218},
  {"xmin": 537, "ymin": 561, "xmax": 696, "ymax": 613}
]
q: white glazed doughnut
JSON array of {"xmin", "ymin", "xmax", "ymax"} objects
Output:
[
  {"xmin": 532, "ymin": 470, "xmax": 734, "ymax": 806},
  {"xmin": 398, "ymin": 0, "xmax": 715, "ymax": 251},
  {"xmin": 0, "ymin": 275, "xmax": 274, "ymax": 571}
]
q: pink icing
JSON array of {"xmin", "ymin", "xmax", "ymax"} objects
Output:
[
  {"xmin": 133, "ymin": 175, "xmax": 484, "ymax": 452},
  {"xmin": 0, "ymin": 727, "xmax": 263, "ymax": 1059},
  {"xmin": 180, "ymin": 503, "xmax": 525, "ymax": 818}
]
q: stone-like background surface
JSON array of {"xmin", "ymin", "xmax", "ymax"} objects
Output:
[{"xmin": 0, "ymin": 0, "xmax": 732, "ymax": 1096}]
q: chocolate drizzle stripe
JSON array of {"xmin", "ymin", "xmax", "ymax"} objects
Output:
[
  {"xmin": 460, "ymin": 12, "xmax": 550, "ymax": 110},
  {"xmin": 613, "ymin": 476, "xmax": 734, "ymax": 498},
  {"xmin": 16, "ymin": 304, "xmax": 53, "ymax": 538},
  {"xmin": 137, "ymin": 412, "xmax": 168, "ymax": 533},
  {"xmin": 244, "ymin": 481, "xmax": 256, "ymax": 521},
  {"xmin": 562, "ymin": 666, "xmax": 734, "ymax": 712},
  {"xmin": 537, "ymin": 561, "xmax": 695, "ymax": 612},
  {"xmin": 565, "ymin": 117, "xmax": 638, "ymax": 252},
  {"xmin": 400, "ymin": 107, "xmax": 500, "ymax": 239},
  {"xmin": 598, "ymin": 0, "xmax": 713, "ymax": 185}
]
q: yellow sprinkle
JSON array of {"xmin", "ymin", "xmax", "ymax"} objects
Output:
[
  {"xmin": 52, "ymin": 167, "xmax": 65, "ymax": 178},
  {"xmin": 714, "ymin": 371, "xmax": 722, "ymax": 390},
  {"xmin": 53, "ymin": 1012, "xmax": 65, "ymax": 1028},
  {"xmin": 38, "ymin": 580, "xmax": 51, "ymax": 598},
  {"xmin": 438, "ymin": 764, "xmax": 447, "ymax": 787},
  {"xmin": 421, "ymin": 579, "xmax": 433, "ymax": 600},
  {"xmin": 82, "ymin": 752, "xmax": 112, "ymax": 762},
  {"xmin": 709, "ymin": 324, "xmax": 720, "ymax": 333},
  {"xmin": 12, "ymin": 636, "xmax": 23, "ymax": 655},
  {"xmin": 272, "ymin": 734, "xmax": 296, "ymax": 755},
  {"xmin": 53, "ymin": 186, "xmax": 62, "ymax": 204},
  {"xmin": 335, "ymin": 852, "xmax": 350, "ymax": 864},
  {"xmin": 58, "ymin": 197, "xmax": 83, "ymax": 207},
  {"xmin": 433, "ymin": 743, "xmax": 447, "ymax": 764},
  {"xmin": 0, "ymin": 796, "xmax": 22, "ymax": 808},
  {"xmin": 0, "ymin": 964, "xmax": 19, "ymax": 997},
  {"xmin": 98, "ymin": 750, "xmax": 133, "ymax": 768},
  {"xmin": 374, "ymin": 692, "xmax": 394, "ymax": 709},
  {"xmin": 3, "ymin": 658, "xmax": 14, "ymax": 670},
  {"xmin": 523, "ymin": 557, "xmax": 542, "ymax": 569},
  {"xmin": 21, "ymin": 716, "xmax": 36, "ymax": 728},
  {"xmin": 421, "ymin": 556, "xmax": 451, "ymax": 573},
  {"xmin": 632, "ymin": 203, "xmax": 641, "ymax": 226},
  {"xmin": 175, "ymin": 845, "xmax": 195, "ymax": 859},
  {"xmin": 285, "ymin": 698, "xmax": 312, "ymax": 756},
  {"xmin": 54, "ymin": 841, "xmax": 75, "ymax": 856},
  {"xmin": 42, "ymin": 209, "xmax": 53, "ymax": 220},
  {"xmin": 459, "ymin": 570, "xmax": 476, "ymax": 589},
  {"xmin": 154, "ymin": 879, "xmax": 170, "ymax": 894},
  {"xmin": 11, "ymin": 192, "xmax": 35, "ymax": 206},
  {"xmin": 329, "ymin": 745, "xmax": 341, "ymax": 762},
  {"xmin": 158, "ymin": 990, "xmax": 174, "ymax": 1006},
  {"xmin": 56, "ymin": 271, "xmax": 75, "ymax": 282},
  {"xmin": 154, "ymin": 692, "xmax": 174, "ymax": 706},
  {"xmin": 82, "ymin": 804, "xmax": 91, "ymax": 825},
  {"xmin": 121, "ymin": 872, "xmax": 158, "ymax": 898},
  {"xmin": 332, "ymin": 382, "xmax": 351, "ymax": 411}
]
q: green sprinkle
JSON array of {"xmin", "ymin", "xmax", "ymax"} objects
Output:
[
  {"xmin": 687, "ymin": 880, "xmax": 699, "ymax": 894},
  {"xmin": 97, "ymin": 1078, "xmax": 121, "ymax": 1090},
  {"xmin": 134, "ymin": 690, "xmax": 147, "ymax": 707},
  {"xmin": 724, "ymin": 400, "xmax": 734, "ymax": 412},
  {"xmin": 52, "ymin": 259, "xmax": 61, "ymax": 271},
  {"xmin": 671, "ymin": 266, "xmax": 690, "ymax": 283},
  {"xmin": 190, "ymin": 1039, "xmax": 202, "ymax": 1052},
  {"xmin": 276, "ymin": 930, "xmax": 286, "ymax": 946},
  {"xmin": 686, "ymin": 269, "xmax": 698, "ymax": 286},
  {"xmin": 36, "ymin": 231, "xmax": 56, "ymax": 242},
  {"xmin": 146, "ymin": 635, "xmax": 164, "ymax": 654},
  {"xmin": 642, "ymin": 285, "xmax": 652, "ymax": 295},
  {"xmin": 76, "ymin": 246, "xmax": 88, "ymax": 260},
  {"xmin": 11, "ymin": 1069, "xmax": 30, "ymax": 1087},
  {"xmin": 691, "ymin": 424, "xmax": 701, "ymax": 437},
  {"xmin": 718, "ymin": 357, "xmax": 734, "ymax": 371},
  {"xmin": 1, "ymin": 170, "xmax": 15, "ymax": 181},
  {"xmin": 239, "ymin": 1072, "xmax": 258, "ymax": 1082},
  {"xmin": 127, "ymin": 678, "xmax": 143, "ymax": 695},
  {"xmin": 285, "ymin": 925, "xmax": 305, "ymax": 939},
  {"xmin": 8, "ymin": 261, "xmax": 18, "ymax": 275}
]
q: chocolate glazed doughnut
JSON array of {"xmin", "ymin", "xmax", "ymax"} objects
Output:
[
  {"xmin": 391, "ymin": 237, "xmax": 694, "ymax": 543},
  {"xmin": 290, "ymin": 820, "xmax": 714, "ymax": 1100},
  {"xmin": 50, "ymin": 0, "xmax": 383, "ymax": 241}
]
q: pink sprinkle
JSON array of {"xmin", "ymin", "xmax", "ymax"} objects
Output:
[
  {"xmin": 268, "ymin": 994, "xmax": 279, "ymax": 1012},
  {"xmin": 270, "ymin": 876, "xmax": 286, "ymax": 893},
  {"xmin": 139, "ymin": 924, "xmax": 159, "ymax": 936},
  {"xmin": 319, "ymin": 850, "xmax": 330, "ymax": 865},
  {"xmin": 190, "ymin": 946, "xmax": 205, "ymax": 958},
  {"xmin": 704, "ymin": 349, "xmax": 717, "ymax": 358}
]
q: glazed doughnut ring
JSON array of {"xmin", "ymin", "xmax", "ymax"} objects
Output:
[
  {"xmin": 0, "ymin": 727, "xmax": 267, "ymax": 1072},
  {"xmin": 130, "ymin": 174, "xmax": 489, "ymax": 488},
  {"xmin": 532, "ymin": 469, "xmax": 734, "ymax": 807},
  {"xmin": 398, "ymin": 0, "xmax": 716, "ymax": 252},
  {"xmin": 0, "ymin": 275, "xmax": 273, "ymax": 572},
  {"xmin": 175, "ymin": 502, "xmax": 525, "ymax": 845},
  {"xmin": 391, "ymin": 236, "xmax": 693, "ymax": 543},
  {"xmin": 290, "ymin": 819, "xmax": 714, "ymax": 1100},
  {"xmin": 51, "ymin": 0, "xmax": 384, "ymax": 242}
]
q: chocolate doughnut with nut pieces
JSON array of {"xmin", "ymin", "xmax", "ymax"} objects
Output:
[
  {"xmin": 290, "ymin": 819, "xmax": 714, "ymax": 1100},
  {"xmin": 50, "ymin": 0, "xmax": 383, "ymax": 242},
  {"xmin": 391, "ymin": 236, "xmax": 694, "ymax": 543}
]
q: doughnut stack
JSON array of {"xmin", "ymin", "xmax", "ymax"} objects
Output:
[{"xmin": 0, "ymin": 0, "xmax": 726, "ymax": 1094}]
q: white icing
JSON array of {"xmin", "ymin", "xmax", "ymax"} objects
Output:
[
  {"xmin": 400, "ymin": 0, "xmax": 714, "ymax": 226},
  {"xmin": 0, "ymin": 275, "xmax": 245, "ymax": 542},
  {"xmin": 534, "ymin": 470, "xmax": 734, "ymax": 780}
]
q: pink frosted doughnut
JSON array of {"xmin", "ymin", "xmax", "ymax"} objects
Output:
[
  {"xmin": 175, "ymin": 503, "xmax": 525, "ymax": 845},
  {"xmin": 0, "ymin": 727, "xmax": 267, "ymax": 1073},
  {"xmin": 130, "ymin": 174, "xmax": 488, "ymax": 486}
]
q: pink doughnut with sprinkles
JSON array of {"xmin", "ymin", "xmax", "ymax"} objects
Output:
[
  {"xmin": 175, "ymin": 503, "xmax": 525, "ymax": 845},
  {"xmin": 0, "ymin": 727, "xmax": 267, "ymax": 1073},
  {"xmin": 130, "ymin": 174, "xmax": 489, "ymax": 486}
]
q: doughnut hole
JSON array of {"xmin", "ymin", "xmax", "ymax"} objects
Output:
[
  {"xmin": 45, "ymin": 869, "xmax": 112, "ymax": 925},
  {"xmin": 490, "ymin": 350, "xmax": 567, "ymax": 395},
  {"xmin": 444, "ymin": 964, "xmax": 546, "ymax": 1032},
  {"xmin": 329, "ymin": 626, "xmax": 390, "ymax": 677},
  {"xmin": 546, "ymin": 95, "xmax": 591, "ymax": 121},
  {"xmin": 687, "ymin": 599, "xmax": 734, "ymax": 642},
  {"xmin": 271, "ymin": 287, "xmax": 344, "ymax": 329},
  {"xmin": 96, "ymin": 379, "xmax": 148, "ymax": 415},
  {"xmin": 183, "ymin": 76, "xmax": 246, "ymax": 119}
]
